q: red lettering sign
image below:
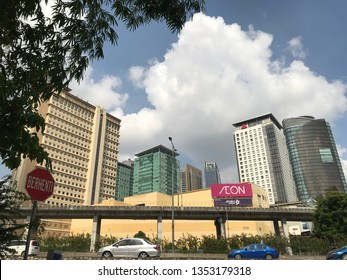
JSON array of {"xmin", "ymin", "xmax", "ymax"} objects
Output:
[
  {"xmin": 25, "ymin": 168, "xmax": 55, "ymax": 201},
  {"xmin": 211, "ymin": 183, "xmax": 253, "ymax": 198}
]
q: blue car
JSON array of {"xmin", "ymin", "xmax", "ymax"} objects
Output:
[
  {"xmin": 326, "ymin": 245, "xmax": 347, "ymax": 260},
  {"xmin": 228, "ymin": 243, "xmax": 279, "ymax": 260}
]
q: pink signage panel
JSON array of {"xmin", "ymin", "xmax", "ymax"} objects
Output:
[{"xmin": 211, "ymin": 183, "xmax": 253, "ymax": 198}]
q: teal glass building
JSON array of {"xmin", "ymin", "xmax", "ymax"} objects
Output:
[
  {"xmin": 115, "ymin": 160, "xmax": 134, "ymax": 201},
  {"xmin": 282, "ymin": 116, "xmax": 347, "ymax": 205},
  {"xmin": 133, "ymin": 145, "xmax": 179, "ymax": 195}
]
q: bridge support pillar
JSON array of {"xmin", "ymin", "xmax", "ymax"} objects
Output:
[
  {"xmin": 281, "ymin": 218, "xmax": 293, "ymax": 255},
  {"xmin": 214, "ymin": 217, "xmax": 226, "ymax": 239},
  {"xmin": 273, "ymin": 220, "xmax": 281, "ymax": 236},
  {"xmin": 157, "ymin": 216, "xmax": 163, "ymax": 247},
  {"xmin": 90, "ymin": 215, "xmax": 101, "ymax": 252}
]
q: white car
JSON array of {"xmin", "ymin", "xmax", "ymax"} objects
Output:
[
  {"xmin": 97, "ymin": 238, "xmax": 161, "ymax": 259},
  {"xmin": 6, "ymin": 240, "xmax": 40, "ymax": 256}
]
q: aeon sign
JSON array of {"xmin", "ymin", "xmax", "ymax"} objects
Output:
[{"xmin": 211, "ymin": 183, "xmax": 253, "ymax": 198}]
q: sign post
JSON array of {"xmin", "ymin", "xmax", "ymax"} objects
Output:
[
  {"xmin": 23, "ymin": 200, "xmax": 37, "ymax": 260},
  {"xmin": 211, "ymin": 183, "xmax": 254, "ymax": 239},
  {"xmin": 23, "ymin": 168, "xmax": 55, "ymax": 259}
]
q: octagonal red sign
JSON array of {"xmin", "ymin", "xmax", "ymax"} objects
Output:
[{"xmin": 25, "ymin": 168, "xmax": 55, "ymax": 201}]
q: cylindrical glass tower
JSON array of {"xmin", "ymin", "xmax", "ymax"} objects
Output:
[{"xmin": 282, "ymin": 116, "xmax": 347, "ymax": 205}]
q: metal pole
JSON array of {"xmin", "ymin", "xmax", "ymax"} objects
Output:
[
  {"xmin": 23, "ymin": 200, "xmax": 37, "ymax": 260},
  {"xmin": 168, "ymin": 137, "xmax": 176, "ymax": 253}
]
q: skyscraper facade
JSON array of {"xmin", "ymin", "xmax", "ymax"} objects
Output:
[
  {"xmin": 282, "ymin": 116, "xmax": 347, "ymax": 204},
  {"xmin": 180, "ymin": 164, "xmax": 203, "ymax": 192},
  {"xmin": 133, "ymin": 145, "xmax": 179, "ymax": 195},
  {"xmin": 115, "ymin": 160, "xmax": 134, "ymax": 201},
  {"xmin": 233, "ymin": 113, "xmax": 297, "ymax": 205},
  {"xmin": 12, "ymin": 88, "xmax": 121, "ymax": 206},
  {"xmin": 204, "ymin": 161, "xmax": 221, "ymax": 188}
]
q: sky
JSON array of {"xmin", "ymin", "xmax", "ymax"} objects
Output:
[{"xmin": 1, "ymin": 0, "xmax": 347, "ymax": 183}]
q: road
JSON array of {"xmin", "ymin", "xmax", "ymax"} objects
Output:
[{"xmin": 7, "ymin": 251, "xmax": 325, "ymax": 260}]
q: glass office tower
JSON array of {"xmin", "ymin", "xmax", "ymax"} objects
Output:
[
  {"xmin": 204, "ymin": 161, "xmax": 221, "ymax": 188},
  {"xmin": 115, "ymin": 160, "xmax": 134, "ymax": 201},
  {"xmin": 282, "ymin": 116, "xmax": 347, "ymax": 205},
  {"xmin": 133, "ymin": 145, "xmax": 179, "ymax": 195}
]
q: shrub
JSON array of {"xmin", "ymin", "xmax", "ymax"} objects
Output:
[
  {"xmin": 289, "ymin": 235, "xmax": 347, "ymax": 255},
  {"xmin": 38, "ymin": 232, "xmax": 346, "ymax": 255},
  {"xmin": 175, "ymin": 233, "xmax": 201, "ymax": 252},
  {"xmin": 39, "ymin": 233, "xmax": 92, "ymax": 251},
  {"xmin": 200, "ymin": 235, "xmax": 229, "ymax": 254}
]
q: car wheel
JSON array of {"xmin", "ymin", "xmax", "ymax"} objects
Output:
[
  {"xmin": 102, "ymin": 251, "xmax": 113, "ymax": 258},
  {"xmin": 138, "ymin": 252, "xmax": 149, "ymax": 259},
  {"xmin": 265, "ymin": 254, "xmax": 273, "ymax": 260},
  {"xmin": 234, "ymin": 254, "xmax": 242, "ymax": 260},
  {"xmin": 341, "ymin": 253, "xmax": 347, "ymax": 260}
]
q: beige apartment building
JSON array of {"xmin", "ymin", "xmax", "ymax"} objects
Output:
[
  {"xmin": 180, "ymin": 163, "xmax": 203, "ymax": 192},
  {"xmin": 70, "ymin": 184, "xmax": 274, "ymax": 239},
  {"xmin": 12, "ymin": 88, "xmax": 121, "ymax": 236}
]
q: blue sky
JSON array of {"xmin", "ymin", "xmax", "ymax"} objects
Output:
[{"xmin": 1, "ymin": 0, "xmax": 347, "ymax": 181}]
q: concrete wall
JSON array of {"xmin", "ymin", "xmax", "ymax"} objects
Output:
[{"xmin": 70, "ymin": 184, "xmax": 274, "ymax": 239}]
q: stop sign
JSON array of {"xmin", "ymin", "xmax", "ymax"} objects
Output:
[{"xmin": 25, "ymin": 168, "xmax": 55, "ymax": 201}]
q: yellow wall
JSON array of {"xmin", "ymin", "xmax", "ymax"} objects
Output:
[
  {"xmin": 70, "ymin": 184, "xmax": 274, "ymax": 239},
  {"xmin": 71, "ymin": 218, "xmax": 274, "ymax": 239}
]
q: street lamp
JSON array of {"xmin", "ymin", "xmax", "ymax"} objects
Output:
[{"xmin": 168, "ymin": 136, "xmax": 176, "ymax": 252}]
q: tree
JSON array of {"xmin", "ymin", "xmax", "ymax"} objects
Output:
[
  {"xmin": 0, "ymin": 175, "xmax": 29, "ymax": 257},
  {"xmin": 0, "ymin": 0, "xmax": 205, "ymax": 170},
  {"xmin": 313, "ymin": 192, "xmax": 347, "ymax": 244},
  {"xmin": 134, "ymin": 230, "xmax": 147, "ymax": 239}
]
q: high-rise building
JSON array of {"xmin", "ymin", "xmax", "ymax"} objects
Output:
[
  {"xmin": 12, "ymin": 88, "xmax": 121, "ymax": 206},
  {"xmin": 180, "ymin": 164, "xmax": 203, "ymax": 192},
  {"xmin": 115, "ymin": 160, "xmax": 134, "ymax": 201},
  {"xmin": 133, "ymin": 145, "xmax": 179, "ymax": 195},
  {"xmin": 282, "ymin": 116, "xmax": 347, "ymax": 204},
  {"xmin": 204, "ymin": 161, "xmax": 221, "ymax": 188},
  {"xmin": 233, "ymin": 113, "xmax": 297, "ymax": 205}
]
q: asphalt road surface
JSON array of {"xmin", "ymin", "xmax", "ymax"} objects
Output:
[{"xmin": 3, "ymin": 252, "xmax": 326, "ymax": 260}]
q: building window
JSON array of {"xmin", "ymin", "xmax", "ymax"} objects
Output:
[{"xmin": 319, "ymin": 148, "xmax": 334, "ymax": 163}]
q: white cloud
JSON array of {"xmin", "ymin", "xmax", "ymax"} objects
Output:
[
  {"xmin": 69, "ymin": 67, "xmax": 129, "ymax": 113},
  {"xmin": 75, "ymin": 13, "xmax": 347, "ymax": 182},
  {"xmin": 286, "ymin": 36, "xmax": 307, "ymax": 59},
  {"xmin": 128, "ymin": 66, "xmax": 146, "ymax": 88}
]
